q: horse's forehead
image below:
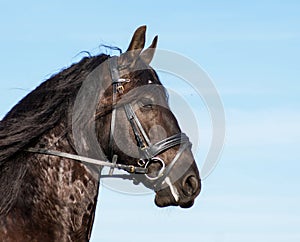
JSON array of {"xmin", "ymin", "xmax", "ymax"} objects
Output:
[
  {"xmin": 146, "ymin": 86, "xmax": 168, "ymax": 103},
  {"xmin": 130, "ymin": 84, "xmax": 167, "ymax": 99}
]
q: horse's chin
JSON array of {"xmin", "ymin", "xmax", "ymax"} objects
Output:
[
  {"xmin": 154, "ymin": 192, "xmax": 195, "ymax": 209},
  {"xmin": 154, "ymin": 193, "xmax": 177, "ymax": 207}
]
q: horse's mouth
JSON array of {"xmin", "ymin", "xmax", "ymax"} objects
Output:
[
  {"xmin": 154, "ymin": 173, "xmax": 200, "ymax": 209},
  {"xmin": 154, "ymin": 191, "xmax": 196, "ymax": 209}
]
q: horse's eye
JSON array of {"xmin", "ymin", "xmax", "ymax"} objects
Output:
[
  {"xmin": 139, "ymin": 98, "xmax": 153, "ymax": 109},
  {"xmin": 143, "ymin": 103, "xmax": 153, "ymax": 109}
]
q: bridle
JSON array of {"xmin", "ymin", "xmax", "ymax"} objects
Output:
[
  {"xmin": 107, "ymin": 56, "xmax": 191, "ymax": 188},
  {"xmin": 26, "ymin": 56, "xmax": 192, "ymax": 189}
]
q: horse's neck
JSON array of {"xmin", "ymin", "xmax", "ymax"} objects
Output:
[{"xmin": 2, "ymin": 120, "xmax": 100, "ymax": 241}]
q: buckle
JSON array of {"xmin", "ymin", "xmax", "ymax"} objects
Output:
[
  {"xmin": 138, "ymin": 159, "xmax": 146, "ymax": 167},
  {"xmin": 116, "ymin": 84, "xmax": 124, "ymax": 93},
  {"xmin": 127, "ymin": 165, "xmax": 135, "ymax": 173},
  {"xmin": 140, "ymin": 145, "xmax": 148, "ymax": 151}
]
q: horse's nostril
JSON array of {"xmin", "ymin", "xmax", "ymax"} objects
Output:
[{"xmin": 182, "ymin": 175, "xmax": 199, "ymax": 197}]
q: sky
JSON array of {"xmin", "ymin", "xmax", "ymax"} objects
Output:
[{"xmin": 0, "ymin": 1, "xmax": 300, "ymax": 241}]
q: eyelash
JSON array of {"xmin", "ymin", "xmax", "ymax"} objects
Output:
[
  {"xmin": 139, "ymin": 99, "xmax": 153, "ymax": 109},
  {"xmin": 143, "ymin": 103, "xmax": 153, "ymax": 109}
]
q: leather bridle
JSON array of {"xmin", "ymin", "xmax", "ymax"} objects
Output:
[
  {"xmin": 108, "ymin": 56, "xmax": 191, "ymax": 188},
  {"xmin": 26, "ymin": 56, "xmax": 192, "ymax": 189}
]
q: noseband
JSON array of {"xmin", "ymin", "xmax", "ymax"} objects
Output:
[
  {"xmin": 108, "ymin": 56, "xmax": 191, "ymax": 187},
  {"xmin": 26, "ymin": 56, "xmax": 192, "ymax": 189}
]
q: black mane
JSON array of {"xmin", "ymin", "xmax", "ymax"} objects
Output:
[
  {"xmin": 0, "ymin": 54, "xmax": 109, "ymax": 165},
  {"xmin": 0, "ymin": 26, "xmax": 201, "ymax": 240}
]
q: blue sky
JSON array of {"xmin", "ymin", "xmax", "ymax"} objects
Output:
[{"xmin": 0, "ymin": 1, "xmax": 299, "ymax": 241}]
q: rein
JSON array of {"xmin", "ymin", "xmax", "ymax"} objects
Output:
[{"xmin": 25, "ymin": 148, "xmax": 148, "ymax": 174}]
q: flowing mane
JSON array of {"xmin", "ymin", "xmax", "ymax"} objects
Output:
[
  {"xmin": 0, "ymin": 26, "xmax": 201, "ymax": 241},
  {"xmin": 0, "ymin": 54, "xmax": 109, "ymax": 165}
]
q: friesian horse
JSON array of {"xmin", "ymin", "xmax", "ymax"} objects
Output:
[{"xmin": 0, "ymin": 26, "xmax": 201, "ymax": 241}]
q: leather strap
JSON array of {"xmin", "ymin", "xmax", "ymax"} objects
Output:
[{"xmin": 25, "ymin": 148, "xmax": 148, "ymax": 174}]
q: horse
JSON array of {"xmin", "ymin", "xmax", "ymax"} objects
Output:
[{"xmin": 0, "ymin": 26, "xmax": 201, "ymax": 241}]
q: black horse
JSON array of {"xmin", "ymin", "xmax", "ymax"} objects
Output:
[{"xmin": 0, "ymin": 26, "xmax": 201, "ymax": 241}]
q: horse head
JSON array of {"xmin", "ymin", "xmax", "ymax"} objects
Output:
[{"xmin": 95, "ymin": 26, "xmax": 201, "ymax": 208}]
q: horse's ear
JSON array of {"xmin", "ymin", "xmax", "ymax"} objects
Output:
[
  {"xmin": 119, "ymin": 25, "xmax": 147, "ymax": 69},
  {"xmin": 140, "ymin": 35, "xmax": 158, "ymax": 65},
  {"xmin": 126, "ymin": 25, "xmax": 146, "ymax": 52}
]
